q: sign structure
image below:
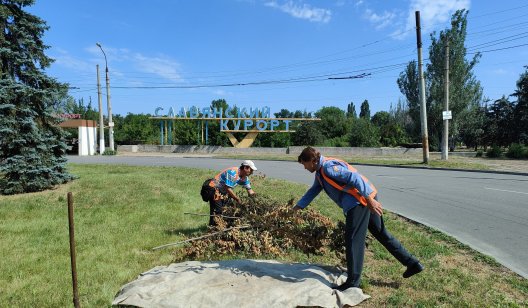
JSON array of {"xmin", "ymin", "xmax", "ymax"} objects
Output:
[
  {"xmin": 150, "ymin": 105, "xmax": 320, "ymax": 148},
  {"xmin": 442, "ymin": 110, "xmax": 452, "ymax": 120}
]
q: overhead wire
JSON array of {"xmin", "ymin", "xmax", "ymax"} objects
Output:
[{"xmin": 64, "ymin": 4, "xmax": 528, "ymax": 97}]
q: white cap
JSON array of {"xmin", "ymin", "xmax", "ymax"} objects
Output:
[{"xmin": 241, "ymin": 160, "xmax": 257, "ymax": 171}]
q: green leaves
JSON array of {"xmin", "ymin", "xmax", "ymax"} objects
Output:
[{"xmin": 0, "ymin": 0, "xmax": 74, "ymax": 195}]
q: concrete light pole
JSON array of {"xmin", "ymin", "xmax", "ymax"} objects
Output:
[
  {"xmin": 415, "ymin": 11, "xmax": 429, "ymax": 164},
  {"xmin": 96, "ymin": 64, "xmax": 105, "ymax": 154},
  {"xmin": 96, "ymin": 42, "xmax": 114, "ymax": 151}
]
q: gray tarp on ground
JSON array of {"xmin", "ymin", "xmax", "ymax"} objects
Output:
[{"xmin": 112, "ymin": 259, "xmax": 370, "ymax": 307}]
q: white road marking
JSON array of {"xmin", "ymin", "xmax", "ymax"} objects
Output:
[{"xmin": 484, "ymin": 187, "xmax": 528, "ymax": 195}]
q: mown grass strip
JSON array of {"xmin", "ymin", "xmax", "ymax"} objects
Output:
[{"xmin": 0, "ymin": 164, "xmax": 526, "ymax": 307}]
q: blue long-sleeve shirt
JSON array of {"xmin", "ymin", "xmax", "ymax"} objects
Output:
[{"xmin": 296, "ymin": 155, "xmax": 377, "ymax": 215}]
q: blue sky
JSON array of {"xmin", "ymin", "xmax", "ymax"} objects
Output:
[{"xmin": 28, "ymin": 0, "xmax": 528, "ymax": 117}]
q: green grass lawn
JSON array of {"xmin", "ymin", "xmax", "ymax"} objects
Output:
[
  {"xmin": 215, "ymin": 153, "xmax": 493, "ymax": 171},
  {"xmin": 0, "ymin": 164, "xmax": 526, "ymax": 307}
]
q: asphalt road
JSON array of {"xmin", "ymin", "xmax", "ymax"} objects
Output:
[{"xmin": 68, "ymin": 155, "xmax": 528, "ymax": 278}]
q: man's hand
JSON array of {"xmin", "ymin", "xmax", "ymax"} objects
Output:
[{"xmin": 366, "ymin": 196, "xmax": 383, "ymax": 216}]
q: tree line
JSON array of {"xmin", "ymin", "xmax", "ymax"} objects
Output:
[{"xmin": 64, "ymin": 10, "xmax": 527, "ymax": 156}]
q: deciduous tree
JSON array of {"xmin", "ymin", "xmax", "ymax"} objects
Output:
[
  {"xmin": 359, "ymin": 100, "xmax": 371, "ymax": 120},
  {"xmin": 315, "ymin": 106, "xmax": 348, "ymax": 139},
  {"xmin": 512, "ymin": 66, "xmax": 528, "ymax": 144},
  {"xmin": 398, "ymin": 10, "xmax": 483, "ymax": 150}
]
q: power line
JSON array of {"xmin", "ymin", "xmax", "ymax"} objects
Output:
[
  {"xmin": 467, "ymin": 31, "xmax": 528, "ymax": 50},
  {"xmin": 111, "ymin": 72, "xmax": 371, "ymax": 90},
  {"xmin": 64, "ymin": 5, "xmax": 528, "ymax": 97},
  {"xmin": 467, "ymin": 43, "xmax": 528, "ymax": 54},
  {"xmin": 469, "ymin": 4, "xmax": 528, "ymax": 19}
]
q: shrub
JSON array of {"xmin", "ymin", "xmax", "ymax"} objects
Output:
[
  {"xmin": 321, "ymin": 136, "xmax": 349, "ymax": 147},
  {"xmin": 103, "ymin": 149, "xmax": 117, "ymax": 156},
  {"xmin": 349, "ymin": 118, "xmax": 380, "ymax": 147},
  {"xmin": 476, "ymin": 150, "xmax": 483, "ymax": 157},
  {"xmin": 506, "ymin": 143, "xmax": 527, "ymax": 159},
  {"xmin": 486, "ymin": 146, "xmax": 502, "ymax": 158}
]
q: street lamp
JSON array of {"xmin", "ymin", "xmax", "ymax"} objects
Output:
[
  {"xmin": 96, "ymin": 64, "xmax": 105, "ymax": 154},
  {"xmin": 96, "ymin": 42, "xmax": 115, "ymax": 151}
]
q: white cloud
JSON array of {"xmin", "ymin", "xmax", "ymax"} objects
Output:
[
  {"xmin": 52, "ymin": 48, "xmax": 94, "ymax": 73},
  {"xmin": 132, "ymin": 54, "xmax": 183, "ymax": 83},
  {"xmin": 364, "ymin": 8, "xmax": 397, "ymax": 30},
  {"xmin": 398, "ymin": 0, "xmax": 471, "ymax": 39},
  {"xmin": 360, "ymin": 0, "xmax": 470, "ymax": 39},
  {"xmin": 87, "ymin": 46, "xmax": 183, "ymax": 83},
  {"xmin": 265, "ymin": 1, "xmax": 332, "ymax": 23}
]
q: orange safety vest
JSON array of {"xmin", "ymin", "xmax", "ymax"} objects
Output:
[{"xmin": 319, "ymin": 157, "xmax": 377, "ymax": 206}]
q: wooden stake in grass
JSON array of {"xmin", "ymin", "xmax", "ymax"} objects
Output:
[
  {"xmin": 67, "ymin": 192, "xmax": 80, "ymax": 308},
  {"xmin": 152, "ymin": 225, "xmax": 251, "ymax": 251}
]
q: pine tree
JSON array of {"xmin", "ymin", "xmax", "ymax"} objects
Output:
[{"xmin": 0, "ymin": 0, "xmax": 74, "ymax": 195}]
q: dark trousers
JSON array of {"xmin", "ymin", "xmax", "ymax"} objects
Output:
[
  {"xmin": 368, "ymin": 212, "xmax": 417, "ymax": 266},
  {"xmin": 208, "ymin": 194, "xmax": 225, "ymax": 226},
  {"xmin": 344, "ymin": 204, "xmax": 370, "ymax": 287},
  {"xmin": 344, "ymin": 201, "xmax": 418, "ymax": 286}
]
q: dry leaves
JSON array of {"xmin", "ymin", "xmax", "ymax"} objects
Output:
[{"xmin": 178, "ymin": 194, "xmax": 346, "ymax": 260}]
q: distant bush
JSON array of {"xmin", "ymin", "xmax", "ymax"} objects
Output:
[
  {"xmin": 476, "ymin": 150, "xmax": 483, "ymax": 157},
  {"xmin": 103, "ymin": 149, "xmax": 117, "ymax": 156},
  {"xmin": 321, "ymin": 136, "xmax": 350, "ymax": 147},
  {"xmin": 506, "ymin": 143, "xmax": 527, "ymax": 159},
  {"xmin": 486, "ymin": 146, "xmax": 502, "ymax": 158}
]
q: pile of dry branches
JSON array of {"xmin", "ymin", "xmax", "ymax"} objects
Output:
[{"xmin": 172, "ymin": 194, "xmax": 346, "ymax": 260}]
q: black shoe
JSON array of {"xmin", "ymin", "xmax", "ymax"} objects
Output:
[
  {"xmin": 403, "ymin": 261, "xmax": 424, "ymax": 278},
  {"xmin": 332, "ymin": 279, "xmax": 359, "ymax": 291}
]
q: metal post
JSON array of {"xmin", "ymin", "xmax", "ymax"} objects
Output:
[
  {"xmin": 442, "ymin": 37, "xmax": 450, "ymax": 160},
  {"xmin": 201, "ymin": 121, "xmax": 204, "ymax": 144},
  {"xmin": 67, "ymin": 192, "xmax": 80, "ymax": 308},
  {"xmin": 205, "ymin": 121, "xmax": 209, "ymax": 145},
  {"xmin": 168, "ymin": 120, "xmax": 173, "ymax": 145},
  {"xmin": 415, "ymin": 11, "xmax": 429, "ymax": 163},
  {"xmin": 160, "ymin": 121, "xmax": 164, "ymax": 145},
  {"xmin": 96, "ymin": 65, "xmax": 105, "ymax": 154},
  {"xmin": 96, "ymin": 43, "xmax": 114, "ymax": 151}
]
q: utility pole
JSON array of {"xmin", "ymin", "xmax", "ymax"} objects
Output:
[
  {"xmin": 96, "ymin": 64, "xmax": 105, "ymax": 154},
  {"xmin": 442, "ymin": 37, "xmax": 450, "ymax": 160},
  {"xmin": 96, "ymin": 43, "xmax": 114, "ymax": 151},
  {"xmin": 415, "ymin": 11, "xmax": 429, "ymax": 164}
]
